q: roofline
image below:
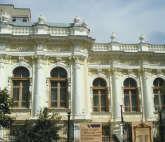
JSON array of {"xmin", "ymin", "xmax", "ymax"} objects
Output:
[{"xmin": 0, "ymin": 4, "xmax": 31, "ymax": 19}]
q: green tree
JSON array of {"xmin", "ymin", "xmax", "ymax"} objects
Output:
[
  {"xmin": 11, "ymin": 107, "xmax": 62, "ymax": 142},
  {"xmin": 0, "ymin": 88, "xmax": 15, "ymax": 128},
  {"xmin": 31, "ymin": 107, "xmax": 62, "ymax": 142}
]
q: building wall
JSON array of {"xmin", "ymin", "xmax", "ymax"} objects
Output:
[{"xmin": 0, "ymin": 12, "xmax": 164, "ymax": 127}]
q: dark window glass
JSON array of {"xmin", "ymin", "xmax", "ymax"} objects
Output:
[
  {"xmin": 93, "ymin": 78, "xmax": 108, "ymax": 112},
  {"xmin": 154, "ymin": 78, "xmax": 164, "ymax": 87},
  {"xmin": 14, "ymin": 67, "xmax": 29, "ymax": 77},
  {"xmin": 124, "ymin": 78, "xmax": 136, "ymax": 87},
  {"xmin": 51, "ymin": 68, "xmax": 67, "ymax": 78}
]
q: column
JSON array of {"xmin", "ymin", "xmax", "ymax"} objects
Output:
[
  {"xmin": 142, "ymin": 69, "xmax": 153, "ymax": 119},
  {"xmin": 0, "ymin": 62, "xmax": 4, "ymax": 90},
  {"xmin": 112, "ymin": 69, "xmax": 121, "ymax": 120},
  {"xmin": 73, "ymin": 57, "xmax": 82, "ymax": 115},
  {"xmin": 34, "ymin": 57, "xmax": 43, "ymax": 115}
]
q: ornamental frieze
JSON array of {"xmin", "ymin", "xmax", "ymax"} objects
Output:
[
  {"xmin": 88, "ymin": 58, "xmax": 109, "ymax": 64},
  {"xmin": 149, "ymin": 59, "xmax": 165, "ymax": 65},
  {"xmin": 120, "ymin": 59, "xmax": 139, "ymax": 65},
  {"xmin": 10, "ymin": 44, "xmax": 33, "ymax": 51},
  {"xmin": 47, "ymin": 45, "xmax": 70, "ymax": 52}
]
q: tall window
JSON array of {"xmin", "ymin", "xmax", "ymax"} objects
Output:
[
  {"xmin": 12, "ymin": 67, "xmax": 30, "ymax": 108},
  {"xmin": 93, "ymin": 78, "xmax": 108, "ymax": 112},
  {"xmin": 50, "ymin": 67, "xmax": 68, "ymax": 108},
  {"xmin": 124, "ymin": 78, "xmax": 139, "ymax": 112},
  {"xmin": 153, "ymin": 78, "xmax": 165, "ymax": 111}
]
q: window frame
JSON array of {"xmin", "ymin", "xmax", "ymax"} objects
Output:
[
  {"xmin": 153, "ymin": 78, "xmax": 165, "ymax": 111},
  {"xmin": 92, "ymin": 78, "xmax": 108, "ymax": 112},
  {"xmin": 11, "ymin": 67, "xmax": 30, "ymax": 108},
  {"xmin": 123, "ymin": 78, "xmax": 139, "ymax": 112},
  {"xmin": 49, "ymin": 67, "xmax": 68, "ymax": 108}
]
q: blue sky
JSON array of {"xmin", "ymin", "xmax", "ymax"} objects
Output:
[{"xmin": 1, "ymin": 0, "xmax": 165, "ymax": 44}]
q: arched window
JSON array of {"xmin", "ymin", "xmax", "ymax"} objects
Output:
[
  {"xmin": 12, "ymin": 67, "xmax": 30, "ymax": 108},
  {"xmin": 50, "ymin": 67, "xmax": 68, "ymax": 108},
  {"xmin": 124, "ymin": 78, "xmax": 139, "ymax": 112},
  {"xmin": 153, "ymin": 78, "xmax": 165, "ymax": 111},
  {"xmin": 93, "ymin": 78, "xmax": 108, "ymax": 112}
]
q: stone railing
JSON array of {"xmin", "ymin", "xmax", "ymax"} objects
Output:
[
  {"xmin": 48, "ymin": 28, "xmax": 70, "ymax": 36},
  {"xmin": 148, "ymin": 45, "xmax": 165, "ymax": 52},
  {"xmin": 119, "ymin": 44, "xmax": 138, "ymax": 52},
  {"xmin": 12, "ymin": 27, "xmax": 34, "ymax": 35},
  {"xmin": 91, "ymin": 44, "xmax": 108, "ymax": 51}
]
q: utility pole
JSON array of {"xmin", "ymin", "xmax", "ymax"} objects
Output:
[
  {"xmin": 159, "ymin": 111, "xmax": 163, "ymax": 142},
  {"xmin": 67, "ymin": 111, "xmax": 71, "ymax": 142}
]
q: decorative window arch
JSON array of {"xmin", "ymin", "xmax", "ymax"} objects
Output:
[
  {"xmin": 90, "ymin": 74, "xmax": 110, "ymax": 113},
  {"xmin": 152, "ymin": 76, "xmax": 165, "ymax": 111},
  {"xmin": 12, "ymin": 67, "xmax": 30, "ymax": 108},
  {"xmin": 123, "ymin": 78, "xmax": 139, "ymax": 112},
  {"xmin": 46, "ymin": 63, "xmax": 71, "ymax": 108},
  {"xmin": 8, "ymin": 63, "xmax": 32, "ymax": 108}
]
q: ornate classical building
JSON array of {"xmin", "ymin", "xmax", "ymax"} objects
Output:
[{"xmin": 0, "ymin": 4, "xmax": 165, "ymax": 140}]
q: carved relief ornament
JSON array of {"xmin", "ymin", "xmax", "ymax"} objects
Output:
[
  {"xmin": 47, "ymin": 45, "xmax": 70, "ymax": 52},
  {"xmin": 10, "ymin": 45, "xmax": 33, "ymax": 51}
]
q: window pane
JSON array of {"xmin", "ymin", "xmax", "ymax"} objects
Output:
[
  {"xmin": 22, "ymin": 102, "xmax": 28, "ymax": 107},
  {"xmin": 124, "ymin": 95, "xmax": 130, "ymax": 106},
  {"xmin": 161, "ymin": 95, "xmax": 165, "ymax": 105},
  {"xmin": 131, "ymin": 94, "xmax": 137, "ymax": 106},
  {"xmin": 51, "ymin": 69, "xmax": 58, "ymax": 77},
  {"xmin": 100, "ymin": 79, "xmax": 106, "ymax": 87},
  {"xmin": 60, "ymin": 88, "xmax": 66, "ymax": 100},
  {"xmin": 154, "ymin": 95, "xmax": 159, "ymax": 105},
  {"xmin": 124, "ymin": 90, "xmax": 129, "ymax": 94},
  {"xmin": 101, "ymin": 95, "xmax": 106, "ymax": 106},
  {"xmin": 60, "ymin": 82, "xmax": 66, "ymax": 87},
  {"xmin": 59, "ymin": 69, "xmax": 67, "ymax": 77},
  {"xmin": 125, "ymin": 107, "xmax": 130, "ymax": 111},
  {"xmin": 100, "ymin": 90, "xmax": 106, "ymax": 94},
  {"xmin": 124, "ymin": 79, "xmax": 129, "ymax": 87},
  {"xmin": 51, "ymin": 102, "xmax": 57, "ymax": 107},
  {"xmin": 130, "ymin": 79, "xmax": 136, "ymax": 87},
  {"xmin": 154, "ymin": 89, "xmax": 158, "ymax": 94},
  {"xmin": 22, "ymin": 68, "xmax": 29, "ymax": 77},
  {"xmin": 93, "ymin": 79, "xmax": 99, "ymax": 86},
  {"xmin": 13, "ymin": 88, "xmax": 19, "ymax": 100},
  {"xmin": 93, "ymin": 95, "xmax": 99, "ymax": 106},
  {"xmin": 155, "ymin": 106, "xmax": 160, "ymax": 111},
  {"xmin": 162, "ymin": 106, "xmax": 165, "ymax": 111},
  {"xmin": 93, "ymin": 90, "xmax": 98, "ymax": 94},
  {"xmin": 51, "ymin": 89, "xmax": 57, "ymax": 100},
  {"xmin": 14, "ymin": 68, "xmax": 21, "ymax": 77},
  {"xmin": 14, "ymin": 102, "xmax": 18, "ymax": 107},
  {"xmin": 13, "ymin": 81, "xmax": 20, "ymax": 86},
  {"xmin": 60, "ymin": 102, "xmax": 66, "ymax": 107},
  {"xmin": 154, "ymin": 78, "xmax": 164, "ymax": 87},
  {"xmin": 132, "ymin": 107, "xmax": 137, "ymax": 111},
  {"xmin": 22, "ymin": 81, "xmax": 29, "ymax": 86},
  {"xmin": 22, "ymin": 88, "xmax": 28, "ymax": 100},
  {"xmin": 101, "ymin": 107, "xmax": 106, "ymax": 111},
  {"xmin": 94, "ymin": 107, "xmax": 99, "ymax": 112},
  {"xmin": 51, "ymin": 82, "xmax": 57, "ymax": 87}
]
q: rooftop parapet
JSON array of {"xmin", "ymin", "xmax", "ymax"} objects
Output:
[{"xmin": 0, "ymin": 13, "xmax": 90, "ymax": 36}]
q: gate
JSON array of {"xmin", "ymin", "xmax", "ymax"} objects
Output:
[{"xmin": 123, "ymin": 122, "xmax": 132, "ymax": 142}]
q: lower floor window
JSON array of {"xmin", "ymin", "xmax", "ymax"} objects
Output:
[
  {"xmin": 93, "ymin": 89, "xmax": 108, "ymax": 112},
  {"xmin": 154, "ymin": 89, "xmax": 165, "ymax": 111},
  {"xmin": 13, "ymin": 80, "xmax": 29, "ymax": 108},
  {"xmin": 50, "ymin": 81, "xmax": 68, "ymax": 108}
]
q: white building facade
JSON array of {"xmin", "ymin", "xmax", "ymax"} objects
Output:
[{"xmin": 0, "ymin": 8, "xmax": 165, "ymax": 139}]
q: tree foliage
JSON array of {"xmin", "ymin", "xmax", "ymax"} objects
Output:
[
  {"xmin": 0, "ymin": 88, "xmax": 15, "ymax": 128},
  {"xmin": 11, "ymin": 107, "xmax": 62, "ymax": 142}
]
